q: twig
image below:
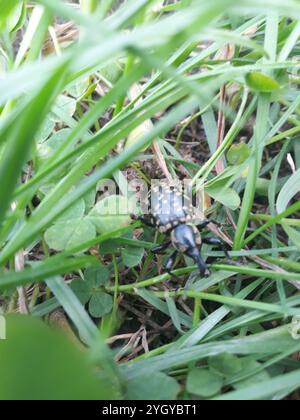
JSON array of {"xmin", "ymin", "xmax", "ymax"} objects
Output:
[
  {"xmin": 129, "ymin": 84, "xmax": 173, "ymax": 182},
  {"xmin": 214, "ymin": 44, "xmax": 235, "ymax": 174},
  {"xmin": 114, "ymin": 326, "xmax": 144, "ymax": 362},
  {"xmin": 106, "ymin": 333, "xmax": 136, "ymax": 344},
  {"xmin": 216, "ymin": 84, "xmax": 226, "ymax": 173},
  {"xmin": 121, "ymin": 334, "xmax": 158, "ymax": 362},
  {"xmin": 152, "ymin": 140, "xmax": 173, "ymax": 182},
  {"xmin": 121, "ymin": 300, "xmax": 163, "ymax": 331}
]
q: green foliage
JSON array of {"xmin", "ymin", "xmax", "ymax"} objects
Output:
[
  {"xmin": 0, "ymin": 0, "xmax": 300, "ymax": 402},
  {"xmin": 126, "ymin": 372, "xmax": 180, "ymax": 400},
  {"xmin": 209, "ymin": 353, "xmax": 243, "ymax": 377},
  {"xmin": 0, "ymin": 0, "xmax": 20, "ymax": 30},
  {"xmin": 232, "ymin": 357, "xmax": 270, "ymax": 390},
  {"xmin": 187, "ymin": 368, "xmax": 223, "ymax": 397},
  {"xmin": 45, "ymin": 199, "xmax": 96, "ymax": 251},
  {"xmin": 122, "ymin": 246, "xmax": 144, "ymax": 268},
  {"xmin": 245, "ymin": 72, "xmax": 280, "ymax": 93},
  {"xmin": 0, "ymin": 315, "xmax": 119, "ymax": 400},
  {"xmin": 206, "ymin": 186, "xmax": 241, "ymax": 210},
  {"xmin": 89, "ymin": 292, "xmax": 113, "ymax": 318},
  {"xmin": 6, "ymin": 1, "xmax": 26, "ymax": 33},
  {"xmin": 227, "ymin": 143, "xmax": 250, "ymax": 165},
  {"xmin": 89, "ymin": 195, "xmax": 132, "ymax": 234},
  {"xmin": 70, "ymin": 266, "xmax": 113, "ymax": 318}
]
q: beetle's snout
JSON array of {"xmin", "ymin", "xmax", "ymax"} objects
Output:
[
  {"xmin": 186, "ymin": 247, "xmax": 201, "ymax": 267},
  {"xmin": 187, "ymin": 247, "xmax": 210, "ymax": 278},
  {"xmin": 186, "ymin": 246, "xmax": 199, "ymax": 259},
  {"xmin": 171, "ymin": 224, "xmax": 197, "ymax": 252}
]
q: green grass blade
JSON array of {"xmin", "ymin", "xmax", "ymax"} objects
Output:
[
  {"xmin": 0, "ymin": 256, "xmax": 97, "ymax": 291},
  {"xmin": 214, "ymin": 369, "xmax": 300, "ymax": 400},
  {"xmin": 122, "ymin": 325, "xmax": 296, "ymax": 379},
  {"xmin": 0, "ymin": 58, "xmax": 71, "ymax": 226}
]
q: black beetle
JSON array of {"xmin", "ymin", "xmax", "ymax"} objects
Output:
[{"xmin": 136, "ymin": 182, "xmax": 229, "ymax": 278}]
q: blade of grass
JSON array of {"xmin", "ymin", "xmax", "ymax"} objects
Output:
[
  {"xmin": 225, "ymin": 341, "xmax": 300, "ymax": 388},
  {"xmin": 169, "ymin": 280, "xmax": 262, "ymax": 350},
  {"xmin": 138, "ymin": 290, "xmax": 192, "ymax": 329},
  {"xmin": 244, "ymin": 200, "xmax": 300, "ymax": 245},
  {"xmin": 121, "ymin": 325, "xmax": 296, "ymax": 379},
  {"xmin": 214, "ymin": 369, "xmax": 300, "ymax": 400},
  {"xmin": 0, "ymin": 95, "xmax": 201, "ymax": 265},
  {"xmin": 0, "ymin": 256, "xmax": 97, "ymax": 291},
  {"xmin": 156, "ymin": 290, "xmax": 300, "ymax": 317},
  {"xmin": 46, "ymin": 275, "xmax": 121, "ymax": 382},
  {"xmin": 191, "ymin": 89, "xmax": 252, "ymax": 186},
  {"xmin": 234, "ymin": 12, "xmax": 278, "ymax": 249},
  {"xmin": 13, "ymin": 60, "xmax": 150, "ymax": 199},
  {"xmin": 0, "ymin": 58, "xmax": 71, "ymax": 227},
  {"xmin": 46, "ymin": 275, "xmax": 98, "ymax": 344}
]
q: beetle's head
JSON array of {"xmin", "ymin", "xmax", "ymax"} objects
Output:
[{"xmin": 171, "ymin": 224, "xmax": 210, "ymax": 277}]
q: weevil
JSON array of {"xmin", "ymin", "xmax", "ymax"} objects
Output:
[{"xmin": 136, "ymin": 183, "xmax": 229, "ymax": 278}]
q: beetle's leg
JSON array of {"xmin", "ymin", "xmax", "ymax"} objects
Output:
[
  {"xmin": 202, "ymin": 237, "xmax": 230, "ymax": 258},
  {"xmin": 152, "ymin": 241, "xmax": 171, "ymax": 255},
  {"xmin": 165, "ymin": 250, "xmax": 181, "ymax": 281},
  {"xmin": 131, "ymin": 214, "xmax": 156, "ymax": 228},
  {"xmin": 197, "ymin": 219, "xmax": 222, "ymax": 229},
  {"xmin": 195, "ymin": 251, "xmax": 211, "ymax": 278},
  {"xmin": 187, "ymin": 247, "xmax": 211, "ymax": 278}
]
